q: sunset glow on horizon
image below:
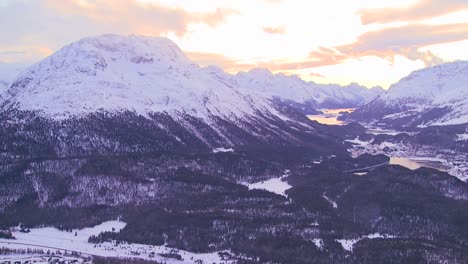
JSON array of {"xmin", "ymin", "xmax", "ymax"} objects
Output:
[{"xmin": 1, "ymin": 0, "xmax": 468, "ymax": 88}]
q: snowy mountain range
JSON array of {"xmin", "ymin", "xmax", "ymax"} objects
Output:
[
  {"xmin": 349, "ymin": 61, "xmax": 468, "ymax": 128},
  {"xmin": 0, "ymin": 44, "xmax": 383, "ymax": 120},
  {"xmin": 204, "ymin": 65, "xmax": 383, "ymax": 114},
  {"xmin": 0, "ymin": 34, "xmax": 347, "ymax": 158},
  {"xmin": 2, "ymin": 35, "xmax": 283, "ymax": 122}
]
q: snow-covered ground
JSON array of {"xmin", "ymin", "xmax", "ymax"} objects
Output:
[
  {"xmin": 0, "ymin": 220, "xmax": 231, "ymax": 264},
  {"xmin": 312, "ymin": 239, "xmax": 324, "ymax": 250},
  {"xmin": 336, "ymin": 233, "xmax": 396, "ymax": 252},
  {"xmin": 322, "ymin": 194, "xmax": 338, "ymax": 208},
  {"xmin": 242, "ymin": 170, "xmax": 292, "ymax": 197},
  {"xmin": 457, "ymin": 132, "xmax": 468, "ymax": 141},
  {"xmin": 353, "ymin": 172, "xmax": 368, "ymax": 176},
  {"xmin": 212, "ymin": 147, "xmax": 234, "ymax": 153},
  {"xmin": 365, "ymin": 128, "xmax": 411, "ymax": 136},
  {"xmin": 0, "ymin": 254, "xmax": 90, "ymax": 264}
]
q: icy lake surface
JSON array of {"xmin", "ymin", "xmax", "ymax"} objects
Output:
[
  {"xmin": 243, "ymin": 170, "xmax": 292, "ymax": 197},
  {"xmin": 389, "ymin": 157, "xmax": 447, "ymax": 171},
  {"xmin": 307, "ymin": 108, "xmax": 355, "ymax": 125}
]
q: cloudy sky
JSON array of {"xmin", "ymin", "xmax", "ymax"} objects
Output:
[{"xmin": 1, "ymin": 0, "xmax": 468, "ymax": 88}]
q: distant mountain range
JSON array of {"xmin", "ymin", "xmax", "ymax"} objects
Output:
[
  {"xmin": 0, "ymin": 34, "xmax": 350, "ymax": 161},
  {"xmin": 204, "ymin": 65, "xmax": 383, "ymax": 114},
  {"xmin": 0, "ymin": 39, "xmax": 383, "ymax": 116},
  {"xmin": 1, "ymin": 35, "xmax": 466, "ymax": 132},
  {"xmin": 349, "ymin": 61, "xmax": 468, "ymax": 128}
]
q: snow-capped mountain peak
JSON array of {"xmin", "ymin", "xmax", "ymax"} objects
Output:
[
  {"xmin": 230, "ymin": 68, "xmax": 383, "ymax": 112},
  {"xmin": 349, "ymin": 61, "xmax": 468, "ymax": 127},
  {"xmin": 2, "ymin": 34, "xmax": 282, "ymax": 121},
  {"xmin": 382, "ymin": 60, "xmax": 468, "ymax": 102}
]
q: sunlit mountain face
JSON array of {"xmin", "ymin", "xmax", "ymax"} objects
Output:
[{"xmin": 0, "ymin": 1, "xmax": 467, "ymax": 263}]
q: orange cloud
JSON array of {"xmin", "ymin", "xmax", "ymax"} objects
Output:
[
  {"xmin": 263, "ymin": 26, "xmax": 286, "ymax": 35},
  {"xmin": 46, "ymin": 0, "xmax": 236, "ymax": 36},
  {"xmin": 359, "ymin": 0, "xmax": 468, "ymax": 24},
  {"xmin": 252, "ymin": 47, "xmax": 346, "ymax": 71},
  {"xmin": 0, "ymin": 46, "xmax": 54, "ymax": 63},
  {"xmin": 225, "ymin": 22, "xmax": 468, "ymax": 73},
  {"xmin": 186, "ymin": 51, "xmax": 254, "ymax": 72},
  {"xmin": 337, "ymin": 23, "xmax": 468, "ymax": 66}
]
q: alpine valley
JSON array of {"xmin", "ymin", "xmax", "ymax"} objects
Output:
[{"xmin": 0, "ymin": 35, "xmax": 467, "ymax": 264}]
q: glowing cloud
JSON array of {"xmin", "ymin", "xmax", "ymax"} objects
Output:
[
  {"xmin": 1, "ymin": 0, "xmax": 468, "ymax": 87},
  {"xmin": 263, "ymin": 26, "xmax": 286, "ymax": 35},
  {"xmin": 360, "ymin": 0, "xmax": 468, "ymax": 24}
]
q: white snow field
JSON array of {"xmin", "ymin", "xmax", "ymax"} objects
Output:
[{"xmin": 0, "ymin": 220, "xmax": 230, "ymax": 263}]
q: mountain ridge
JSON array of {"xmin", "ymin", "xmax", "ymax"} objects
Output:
[
  {"xmin": 204, "ymin": 65, "xmax": 384, "ymax": 113},
  {"xmin": 2, "ymin": 34, "xmax": 286, "ymax": 123},
  {"xmin": 0, "ymin": 34, "xmax": 350, "ymax": 161},
  {"xmin": 1, "ymin": 35, "xmax": 384, "ymax": 118},
  {"xmin": 348, "ymin": 60, "xmax": 468, "ymax": 128}
]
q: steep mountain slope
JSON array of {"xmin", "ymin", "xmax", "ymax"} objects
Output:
[
  {"xmin": 2, "ymin": 35, "xmax": 279, "ymax": 121},
  {"xmin": 0, "ymin": 34, "xmax": 347, "ymax": 162},
  {"xmin": 349, "ymin": 61, "xmax": 468, "ymax": 128},
  {"xmin": 204, "ymin": 66, "xmax": 383, "ymax": 114}
]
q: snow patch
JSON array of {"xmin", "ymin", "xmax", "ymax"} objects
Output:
[
  {"xmin": 243, "ymin": 170, "xmax": 292, "ymax": 197},
  {"xmin": 345, "ymin": 137, "xmax": 369, "ymax": 147},
  {"xmin": 336, "ymin": 238, "xmax": 359, "ymax": 251},
  {"xmin": 312, "ymin": 239, "xmax": 324, "ymax": 250},
  {"xmin": 456, "ymin": 133, "xmax": 468, "ymax": 141},
  {"xmin": 212, "ymin": 147, "xmax": 234, "ymax": 153},
  {"xmin": 322, "ymin": 194, "xmax": 337, "ymax": 208},
  {"xmin": 337, "ymin": 233, "xmax": 396, "ymax": 251}
]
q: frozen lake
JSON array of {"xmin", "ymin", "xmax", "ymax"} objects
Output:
[
  {"xmin": 389, "ymin": 157, "xmax": 448, "ymax": 171},
  {"xmin": 307, "ymin": 108, "xmax": 355, "ymax": 125}
]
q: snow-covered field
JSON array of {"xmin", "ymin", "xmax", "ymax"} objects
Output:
[
  {"xmin": 336, "ymin": 233, "xmax": 396, "ymax": 252},
  {"xmin": 0, "ymin": 254, "xmax": 90, "ymax": 264},
  {"xmin": 0, "ymin": 221, "xmax": 231, "ymax": 264},
  {"xmin": 242, "ymin": 170, "xmax": 292, "ymax": 197}
]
